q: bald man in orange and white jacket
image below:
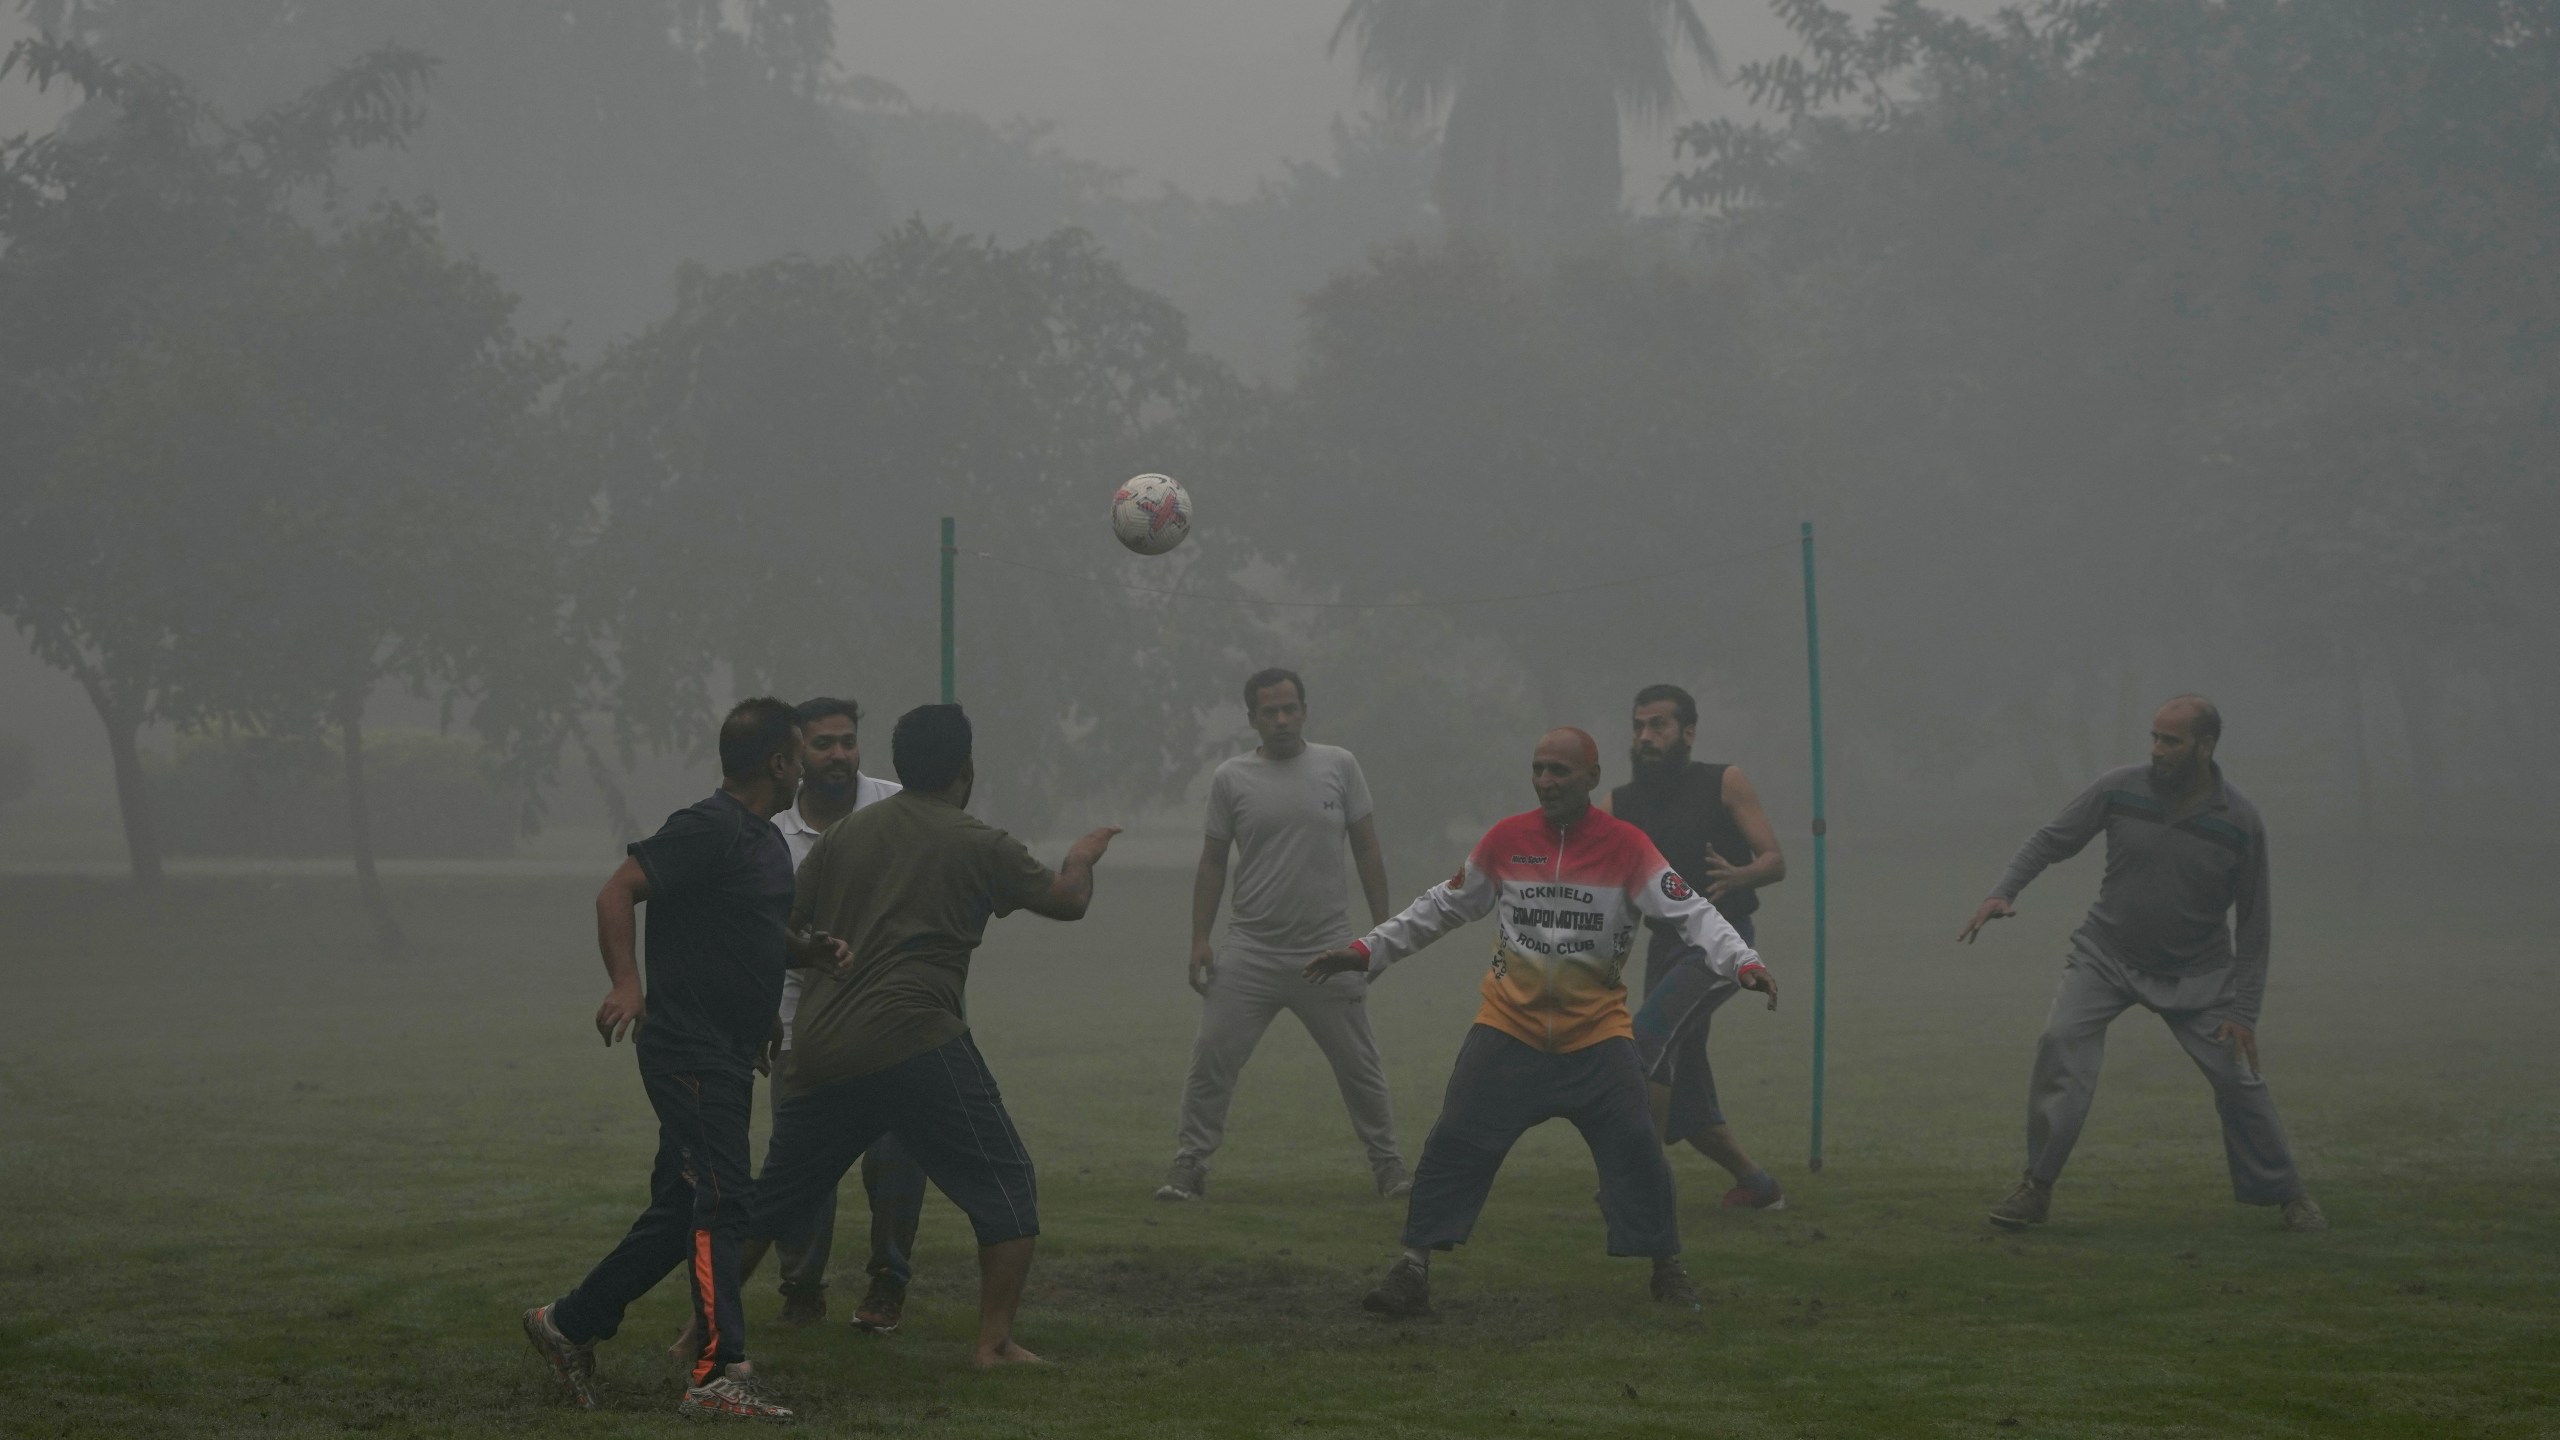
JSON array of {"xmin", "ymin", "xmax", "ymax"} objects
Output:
[{"xmin": 1304, "ymin": 728, "xmax": 1774, "ymax": 1318}]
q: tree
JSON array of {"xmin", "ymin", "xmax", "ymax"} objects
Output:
[
  {"xmin": 1330, "ymin": 0, "xmax": 1718, "ymax": 260},
  {"xmin": 0, "ymin": 35, "xmax": 433, "ymax": 886},
  {"xmin": 19, "ymin": 0, "xmax": 877, "ymax": 345},
  {"xmin": 847, "ymin": 86, "xmax": 1439, "ymax": 381},
  {"xmin": 1662, "ymin": 0, "xmax": 2560, "ymax": 823},
  {"xmin": 564, "ymin": 222, "xmax": 1245, "ymax": 831},
  {"xmin": 1, "ymin": 40, "xmax": 570, "ymax": 939},
  {"xmin": 158, "ymin": 207, "xmax": 569, "ymax": 952},
  {"xmin": 1231, "ymin": 236, "xmax": 1795, "ymax": 716}
]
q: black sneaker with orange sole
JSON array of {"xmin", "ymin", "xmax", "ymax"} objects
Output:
[
  {"xmin": 679, "ymin": 1363, "xmax": 796, "ymax": 1423},
  {"xmin": 521, "ymin": 1304, "xmax": 598, "ymax": 1411},
  {"xmin": 853, "ymin": 1275, "xmax": 905, "ymax": 1334}
]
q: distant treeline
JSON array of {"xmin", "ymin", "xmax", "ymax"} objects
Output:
[
  {"xmin": 152, "ymin": 731, "xmax": 516, "ymax": 860},
  {"xmin": 4, "ymin": 2, "xmax": 2553, "ymax": 956}
]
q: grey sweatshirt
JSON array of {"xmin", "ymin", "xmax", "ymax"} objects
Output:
[{"xmin": 1990, "ymin": 763, "xmax": 2273, "ymax": 1025}]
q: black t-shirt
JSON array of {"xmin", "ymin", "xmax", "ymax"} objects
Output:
[
  {"xmin": 1611, "ymin": 761, "xmax": 1759, "ymax": 923},
  {"xmin": 627, "ymin": 790, "xmax": 794, "ymax": 1078}
]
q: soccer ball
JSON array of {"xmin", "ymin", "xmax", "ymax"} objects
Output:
[{"xmin": 1110, "ymin": 473, "xmax": 1192, "ymax": 556}]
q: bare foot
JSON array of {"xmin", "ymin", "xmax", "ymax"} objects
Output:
[{"xmin": 971, "ymin": 1338, "xmax": 1049, "ymax": 1367}]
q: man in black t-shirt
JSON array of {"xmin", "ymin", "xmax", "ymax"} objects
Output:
[
  {"xmin": 522, "ymin": 698, "xmax": 850, "ymax": 1423},
  {"xmin": 1606, "ymin": 683, "xmax": 1791, "ymax": 1211}
]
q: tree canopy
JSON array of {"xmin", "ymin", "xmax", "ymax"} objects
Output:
[
  {"xmin": 1331, "ymin": 0, "xmax": 1718, "ymax": 260},
  {"xmin": 1, "ymin": 37, "xmax": 570, "ymax": 930},
  {"xmin": 20, "ymin": 0, "xmax": 880, "ymax": 344},
  {"xmin": 563, "ymin": 222, "xmax": 1245, "ymax": 829}
]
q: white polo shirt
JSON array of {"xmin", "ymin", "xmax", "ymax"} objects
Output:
[{"xmin": 772, "ymin": 773, "xmax": 901, "ymax": 1049}]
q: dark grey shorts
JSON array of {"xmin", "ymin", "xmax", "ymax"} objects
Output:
[
  {"xmin": 1629, "ymin": 914, "xmax": 1756, "ymax": 1137},
  {"xmin": 750, "ymin": 1032, "xmax": 1038, "ymax": 1249}
]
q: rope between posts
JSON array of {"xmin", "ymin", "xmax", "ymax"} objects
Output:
[{"xmin": 964, "ymin": 533, "xmax": 1803, "ymax": 611}]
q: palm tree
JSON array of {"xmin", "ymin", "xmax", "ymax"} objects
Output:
[{"xmin": 1330, "ymin": 0, "xmax": 1718, "ymax": 260}]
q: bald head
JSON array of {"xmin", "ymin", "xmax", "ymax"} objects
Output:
[
  {"xmin": 1531, "ymin": 728, "xmax": 1602, "ymax": 823},
  {"xmin": 1538, "ymin": 727, "xmax": 1599, "ymax": 771},
  {"xmin": 2149, "ymin": 694, "xmax": 2221, "ymax": 797},
  {"xmin": 2158, "ymin": 693, "xmax": 2221, "ymax": 745}
]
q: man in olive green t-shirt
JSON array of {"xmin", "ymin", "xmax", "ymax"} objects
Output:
[{"xmin": 745, "ymin": 704, "xmax": 1118, "ymax": 1368}]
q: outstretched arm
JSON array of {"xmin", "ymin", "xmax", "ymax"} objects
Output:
[
  {"xmin": 1304, "ymin": 854, "xmax": 1497, "ymax": 982},
  {"xmin": 1632, "ymin": 854, "xmax": 1768, "ymax": 990},
  {"xmin": 1963, "ymin": 776, "xmax": 2110, "ymax": 942},
  {"xmin": 1019, "ymin": 826, "xmax": 1123, "ymax": 921}
]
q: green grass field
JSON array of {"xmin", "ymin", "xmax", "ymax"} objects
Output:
[{"xmin": 2, "ymin": 834, "xmax": 2555, "ymax": 1437}]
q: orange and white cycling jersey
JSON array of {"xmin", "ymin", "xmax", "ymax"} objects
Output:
[{"xmin": 1346, "ymin": 806, "xmax": 1765, "ymax": 1053}]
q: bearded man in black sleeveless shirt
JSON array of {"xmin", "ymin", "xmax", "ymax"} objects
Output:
[{"xmin": 1603, "ymin": 683, "xmax": 1790, "ymax": 1210}]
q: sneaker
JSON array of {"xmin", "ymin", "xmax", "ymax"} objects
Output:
[
  {"xmin": 1719, "ymin": 1173, "xmax": 1787, "ymax": 1211},
  {"xmin": 1988, "ymin": 1173, "xmax": 2052, "ymax": 1231},
  {"xmin": 2280, "ymin": 1195, "xmax": 2328, "ymax": 1233},
  {"xmin": 678, "ymin": 1363, "xmax": 795, "ymax": 1423},
  {"xmin": 1650, "ymin": 1259, "xmax": 1703, "ymax": 1309},
  {"xmin": 521, "ymin": 1304, "xmax": 598, "ymax": 1411},
  {"xmin": 1377, "ymin": 1167, "xmax": 1414, "ymax": 1201},
  {"xmin": 852, "ymin": 1274, "xmax": 905, "ymax": 1334},
  {"xmin": 777, "ymin": 1290, "xmax": 825, "ymax": 1327},
  {"xmin": 1154, "ymin": 1163, "xmax": 1207, "ymax": 1202},
  {"xmin": 1361, "ymin": 1256, "xmax": 1432, "ymax": 1319}
]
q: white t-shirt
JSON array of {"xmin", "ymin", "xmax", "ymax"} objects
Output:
[
  {"xmin": 772, "ymin": 773, "xmax": 901, "ymax": 1049},
  {"xmin": 1205, "ymin": 743, "xmax": 1374, "ymax": 956}
]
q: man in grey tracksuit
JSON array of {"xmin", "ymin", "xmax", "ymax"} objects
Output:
[
  {"xmin": 1157, "ymin": 666, "xmax": 1408, "ymax": 1201},
  {"xmin": 1961, "ymin": 695, "xmax": 2326, "ymax": 1232}
]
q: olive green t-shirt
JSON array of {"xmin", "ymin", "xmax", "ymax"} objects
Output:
[{"xmin": 781, "ymin": 791, "xmax": 1051, "ymax": 1095}]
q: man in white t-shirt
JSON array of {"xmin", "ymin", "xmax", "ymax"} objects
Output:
[
  {"xmin": 765, "ymin": 696, "xmax": 919, "ymax": 1332},
  {"xmin": 1158, "ymin": 668, "xmax": 1408, "ymax": 1201}
]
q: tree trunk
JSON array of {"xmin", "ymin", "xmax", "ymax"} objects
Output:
[
  {"xmin": 339, "ymin": 698, "xmax": 405, "ymax": 958},
  {"xmin": 78, "ymin": 672, "xmax": 162, "ymax": 889},
  {"xmin": 575, "ymin": 721, "xmax": 642, "ymax": 842}
]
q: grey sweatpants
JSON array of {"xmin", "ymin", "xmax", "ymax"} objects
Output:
[
  {"xmin": 1173, "ymin": 946, "xmax": 1404, "ymax": 1185},
  {"xmin": 2027, "ymin": 938, "xmax": 2304, "ymax": 1205}
]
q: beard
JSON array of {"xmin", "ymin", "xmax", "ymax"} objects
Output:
[
  {"xmin": 1630, "ymin": 740, "xmax": 1692, "ymax": 783},
  {"xmin": 2150, "ymin": 754, "xmax": 2197, "ymax": 790},
  {"xmin": 800, "ymin": 767, "xmax": 858, "ymax": 806}
]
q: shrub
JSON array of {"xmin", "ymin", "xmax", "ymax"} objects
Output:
[{"xmin": 149, "ymin": 729, "xmax": 517, "ymax": 859}]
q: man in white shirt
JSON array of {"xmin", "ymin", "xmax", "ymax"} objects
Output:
[
  {"xmin": 1158, "ymin": 668, "xmax": 1408, "ymax": 1202},
  {"xmin": 766, "ymin": 696, "xmax": 919, "ymax": 1332}
]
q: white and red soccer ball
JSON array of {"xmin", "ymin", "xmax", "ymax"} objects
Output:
[{"xmin": 1110, "ymin": 473, "xmax": 1191, "ymax": 556}]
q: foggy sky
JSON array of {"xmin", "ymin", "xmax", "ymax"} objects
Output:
[
  {"xmin": 835, "ymin": 0, "xmax": 2003, "ymax": 206},
  {"xmin": 0, "ymin": 2, "xmax": 2009, "ymax": 206}
]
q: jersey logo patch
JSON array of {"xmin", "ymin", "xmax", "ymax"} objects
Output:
[
  {"xmin": 1660, "ymin": 871, "xmax": 1694, "ymax": 902},
  {"xmin": 1511, "ymin": 854, "xmax": 1550, "ymax": 866},
  {"xmin": 1448, "ymin": 868, "xmax": 1467, "ymax": 891}
]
